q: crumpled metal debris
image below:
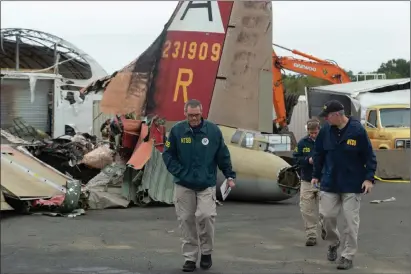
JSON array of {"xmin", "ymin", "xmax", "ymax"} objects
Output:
[
  {"xmin": 26, "ymin": 133, "xmax": 104, "ymax": 183},
  {"xmin": 86, "ymin": 162, "xmax": 127, "ymax": 189},
  {"xmin": 32, "ymin": 194, "xmax": 65, "ymax": 208},
  {"xmin": 3, "ymin": 117, "xmax": 48, "ymax": 143},
  {"xmin": 30, "ymin": 179, "xmax": 83, "ymax": 216},
  {"xmin": 71, "ymin": 133, "xmax": 94, "ymax": 152},
  {"xmin": 1, "ymin": 128, "xmax": 38, "ymax": 145},
  {"xmin": 83, "ymin": 162, "xmax": 129, "ymax": 210},
  {"xmin": 1, "ymin": 120, "xmax": 121, "ymax": 215},
  {"xmin": 37, "ymin": 133, "xmax": 97, "ymax": 168}
]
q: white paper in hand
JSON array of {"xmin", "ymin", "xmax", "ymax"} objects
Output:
[{"xmin": 220, "ymin": 179, "xmax": 231, "ymax": 201}]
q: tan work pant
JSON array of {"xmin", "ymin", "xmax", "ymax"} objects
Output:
[
  {"xmin": 319, "ymin": 191, "xmax": 361, "ymax": 260},
  {"xmin": 299, "ymin": 180, "xmax": 319, "ymax": 239},
  {"xmin": 174, "ymin": 184, "xmax": 217, "ymax": 262}
]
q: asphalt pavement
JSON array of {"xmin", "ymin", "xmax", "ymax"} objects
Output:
[{"xmin": 1, "ymin": 182, "xmax": 410, "ymax": 274}]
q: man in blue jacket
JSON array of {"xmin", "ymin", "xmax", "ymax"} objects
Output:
[
  {"xmin": 162, "ymin": 99, "xmax": 236, "ymax": 272},
  {"xmin": 311, "ymin": 100, "xmax": 377, "ymax": 270},
  {"xmin": 293, "ymin": 119, "xmax": 321, "ymax": 247}
]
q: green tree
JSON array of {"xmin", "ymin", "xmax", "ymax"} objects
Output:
[
  {"xmin": 376, "ymin": 59, "xmax": 410, "ymax": 79},
  {"xmin": 282, "ymin": 74, "xmax": 330, "ymax": 95}
]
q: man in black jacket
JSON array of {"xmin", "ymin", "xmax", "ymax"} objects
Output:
[
  {"xmin": 162, "ymin": 99, "xmax": 236, "ymax": 272},
  {"xmin": 311, "ymin": 100, "xmax": 377, "ymax": 270},
  {"xmin": 293, "ymin": 119, "xmax": 320, "ymax": 247}
]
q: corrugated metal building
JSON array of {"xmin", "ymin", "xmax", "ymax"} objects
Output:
[{"xmin": 1, "ymin": 78, "xmax": 54, "ymax": 133}]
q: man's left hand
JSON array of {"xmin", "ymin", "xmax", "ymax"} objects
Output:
[
  {"xmin": 362, "ymin": 180, "xmax": 373, "ymax": 194},
  {"xmin": 227, "ymin": 179, "xmax": 235, "ymax": 188}
]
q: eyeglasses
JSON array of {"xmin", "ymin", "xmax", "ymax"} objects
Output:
[{"xmin": 187, "ymin": 113, "xmax": 201, "ymax": 119}]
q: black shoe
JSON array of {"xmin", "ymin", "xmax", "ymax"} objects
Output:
[
  {"xmin": 305, "ymin": 238, "xmax": 317, "ymax": 246},
  {"xmin": 337, "ymin": 257, "xmax": 353, "ymax": 270},
  {"xmin": 182, "ymin": 261, "xmax": 196, "ymax": 272},
  {"xmin": 200, "ymin": 254, "xmax": 212, "ymax": 270},
  {"xmin": 327, "ymin": 241, "xmax": 340, "ymax": 261}
]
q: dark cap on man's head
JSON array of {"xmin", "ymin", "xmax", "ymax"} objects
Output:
[{"xmin": 318, "ymin": 100, "xmax": 344, "ymax": 117}]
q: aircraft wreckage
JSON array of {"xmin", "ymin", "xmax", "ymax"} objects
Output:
[
  {"xmin": 80, "ymin": 0, "xmax": 301, "ymax": 204},
  {"xmin": 1, "ymin": 1, "xmax": 301, "ymax": 215}
]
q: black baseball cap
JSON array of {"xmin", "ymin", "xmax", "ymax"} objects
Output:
[{"xmin": 318, "ymin": 100, "xmax": 344, "ymax": 117}]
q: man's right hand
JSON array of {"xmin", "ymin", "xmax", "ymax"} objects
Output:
[
  {"xmin": 308, "ymin": 157, "xmax": 313, "ymax": 164},
  {"xmin": 311, "ymin": 178, "xmax": 319, "ymax": 187}
]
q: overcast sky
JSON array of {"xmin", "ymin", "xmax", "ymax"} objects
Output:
[{"xmin": 2, "ymin": 1, "xmax": 410, "ymax": 75}]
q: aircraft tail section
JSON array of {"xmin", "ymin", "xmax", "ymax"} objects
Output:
[
  {"xmin": 151, "ymin": 1, "xmax": 234, "ymax": 121},
  {"xmin": 208, "ymin": 1, "xmax": 273, "ymax": 133},
  {"xmin": 153, "ymin": 1, "xmax": 273, "ymax": 133},
  {"xmin": 95, "ymin": 1, "xmax": 273, "ymax": 134}
]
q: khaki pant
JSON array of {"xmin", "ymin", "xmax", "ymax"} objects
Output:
[
  {"xmin": 174, "ymin": 184, "xmax": 217, "ymax": 262},
  {"xmin": 319, "ymin": 191, "xmax": 361, "ymax": 260},
  {"xmin": 299, "ymin": 180, "xmax": 319, "ymax": 239}
]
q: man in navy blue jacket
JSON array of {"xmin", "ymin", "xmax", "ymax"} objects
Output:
[
  {"xmin": 311, "ymin": 100, "xmax": 377, "ymax": 270},
  {"xmin": 293, "ymin": 119, "xmax": 321, "ymax": 247}
]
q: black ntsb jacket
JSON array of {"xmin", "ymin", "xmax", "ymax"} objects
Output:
[
  {"xmin": 293, "ymin": 135, "xmax": 315, "ymax": 182},
  {"xmin": 312, "ymin": 117, "xmax": 377, "ymax": 193},
  {"xmin": 162, "ymin": 119, "xmax": 236, "ymax": 191}
]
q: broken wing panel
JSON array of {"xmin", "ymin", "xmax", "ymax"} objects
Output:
[
  {"xmin": 1, "ymin": 145, "xmax": 67, "ymax": 199},
  {"xmin": 151, "ymin": 1, "xmax": 234, "ymax": 121},
  {"xmin": 208, "ymin": 1, "xmax": 273, "ymax": 133},
  {"xmin": 1, "ymin": 190, "xmax": 13, "ymax": 211}
]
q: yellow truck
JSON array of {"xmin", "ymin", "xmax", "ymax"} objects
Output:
[{"xmin": 363, "ymin": 104, "xmax": 410, "ymax": 149}]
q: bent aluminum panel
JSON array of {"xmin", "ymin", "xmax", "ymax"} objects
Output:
[{"xmin": 141, "ymin": 145, "xmax": 175, "ymax": 205}]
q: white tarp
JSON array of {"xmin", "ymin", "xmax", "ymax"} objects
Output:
[{"xmin": 356, "ymin": 89, "xmax": 410, "ymax": 120}]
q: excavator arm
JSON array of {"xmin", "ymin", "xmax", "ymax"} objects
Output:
[
  {"xmin": 272, "ymin": 49, "xmax": 288, "ymax": 130},
  {"xmin": 272, "ymin": 44, "xmax": 352, "ymax": 131}
]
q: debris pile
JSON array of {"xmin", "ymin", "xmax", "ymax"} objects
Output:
[
  {"xmin": 0, "ymin": 143, "xmax": 83, "ymax": 216},
  {"xmin": 1, "ymin": 115, "xmax": 174, "ymax": 216}
]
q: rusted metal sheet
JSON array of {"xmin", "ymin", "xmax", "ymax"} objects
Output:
[
  {"xmin": 208, "ymin": 1, "xmax": 273, "ymax": 133},
  {"xmin": 0, "ymin": 145, "xmax": 67, "ymax": 199},
  {"xmin": 100, "ymin": 71, "xmax": 149, "ymax": 115}
]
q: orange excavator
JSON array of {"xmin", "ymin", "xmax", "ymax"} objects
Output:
[{"xmin": 272, "ymin": 43, "xmax": 352, "ymax": 133}]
